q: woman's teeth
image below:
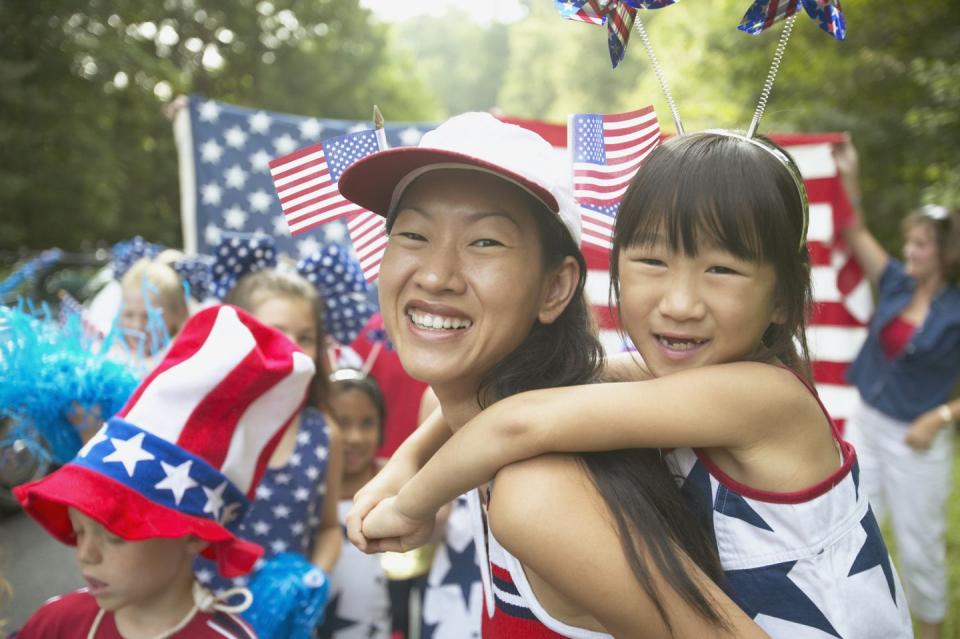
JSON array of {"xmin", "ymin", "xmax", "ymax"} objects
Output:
[
  {"xmin": 409, "ymin": 310, "xmax": 473, "ymax": 330},
  {"xmin": 657, "ymin": 335, "xmax": 707, "ymax": 351}
]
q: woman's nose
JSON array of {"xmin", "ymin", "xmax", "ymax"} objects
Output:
[{"xmin": 414, "ymin": 244, "xmax": 466, "ymax": 294}]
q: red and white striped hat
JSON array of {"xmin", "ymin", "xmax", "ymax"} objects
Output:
[{"xmin": 15, "ymin": 304, "xmax": 315, "ymax": 578}]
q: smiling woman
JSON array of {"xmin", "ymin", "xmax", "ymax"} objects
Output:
[{"xmin": 339, "ymin": 112, "xmax": 766, "ymax": 638}]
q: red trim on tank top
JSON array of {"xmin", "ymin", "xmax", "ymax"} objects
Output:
[{"xmin": 692, "ymin": 367, "xmax": 857, "ymax": 504}]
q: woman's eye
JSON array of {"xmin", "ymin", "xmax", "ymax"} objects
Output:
[
  {"xmin": 471, "ymin": 238, "xmax": 504, "ymax": 248},
  {"xmin": 393, "ymin": 231, "xmax": 427, "ymax": 241}
]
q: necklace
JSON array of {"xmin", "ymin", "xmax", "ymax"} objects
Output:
[{"xmin": 85, "ymin": 581, "xmax": 251, "ymax": 639}]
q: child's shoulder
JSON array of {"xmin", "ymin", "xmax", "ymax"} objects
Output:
[{"xmin": 14, "ymin": 590, "xmax": 100, "ymax": 638}]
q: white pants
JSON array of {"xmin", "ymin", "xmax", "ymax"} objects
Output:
[{"xmin": 844, "ymin": 399, "xmax": 954, "ymax": 623}]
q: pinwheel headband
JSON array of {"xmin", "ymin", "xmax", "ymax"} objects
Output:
[{"xmin": 558, "ymin": 0, "xmax": 844, "ymax": 250}]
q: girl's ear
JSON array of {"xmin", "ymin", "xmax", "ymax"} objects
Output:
[
  {"xmin": 538, "ymin": 256, "xmax": 580, "ymax": 325},
  {"xmin": 771, "ymin": 300, "xmax": 788, "ymax": 325}
]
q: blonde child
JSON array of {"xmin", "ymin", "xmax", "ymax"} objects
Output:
[
  {"xmin": 352, "ymin": 132, "xmax": 915, "ymax": 638},
  {"xmin": 117, "ymin": 257, "xmax": 189, "ymax": 363},
  {"xmin": 195, "ymin": 269, "xmax": 343, "ymax": 605},
  {"xmin": 13, "ymin": 304, "xmax": 316, "ymax": 638}
]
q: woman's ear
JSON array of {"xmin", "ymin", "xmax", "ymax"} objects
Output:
[{"xmin": 538, "ymin": 256, "xmax": 580, "ymax": 325}]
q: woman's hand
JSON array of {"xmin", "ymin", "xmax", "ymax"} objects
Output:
[
  {"xmin": 832, "ymin": 137, "xmax": 864, "ymax": 224},
  {"xmin": 361, "ymin": 496, "xmax": 436, "ymax": 553},
  {"xmin": 904, "ymin": 410, "xmax": 945, "ymax": 451}
]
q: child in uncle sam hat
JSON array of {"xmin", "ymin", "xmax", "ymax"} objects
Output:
[{"xmin": 12, "ymin": 304, "xmax": 316, "ymax": 639}]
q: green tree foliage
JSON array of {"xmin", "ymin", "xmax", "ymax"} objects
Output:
[
  {"xmin": 391, "ymin": 11, "xmax": 510, "ymax": 117},
  {"xmin": 0, "ymin": 0, "xmax": 440, "ymax": 252}
]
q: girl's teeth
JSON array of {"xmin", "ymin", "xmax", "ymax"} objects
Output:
[
  {"xmin": 410, "ymin": 311, "xmax": 472, "ymax": 331},
  {"xmin": 658, "ymin": 336, "xmax": 705, "ymax": 351}
]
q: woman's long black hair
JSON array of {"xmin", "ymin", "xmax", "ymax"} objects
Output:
[{"xmin": 477, "ymin": 187, "xmax": 730, "ymax": 634}]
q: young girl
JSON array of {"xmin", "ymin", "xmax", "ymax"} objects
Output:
[
  {"xmin": 318, "ymin": 368, "xmax": 392, "ymax": 639},
  {"xmin": 353, "ymin": 132, "xmax": 914, "ymax": 638},
  {"xmin": 194, "ymin": 269, "xmax": 343, "ymax": 602},
  {"xmin": 339, "ymin": 112, "xmax": 765, "ymax": 638}
]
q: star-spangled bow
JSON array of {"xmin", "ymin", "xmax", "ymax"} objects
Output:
[
  {"xmin": 297, "ymin": 244, "xmax": 376, "ymax": 345},
  {"xmin": 209, "ymin": 233, "xmax": 376, "ymax": 344},
  {"xmin": 555, "ymin": 0, "xmax": 677, "ymax": 68},
  {"xmin": 112, "ymin": 236, "xmax": 165, "ymax": 280},
  {"xmin": 172, "ymin": 254, "xmax": 215, "ymax": 301},
  {"xmin": 738, "ymin": 0, "xmax": 845, "ymax": 40}
]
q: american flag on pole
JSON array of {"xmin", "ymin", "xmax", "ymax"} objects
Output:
[
  {"xmin": 268, "ymin": 129, "xmax": 381, "ymax": 236},
  {"xmin": 570, "ymin": 106, "xmax": 661, "ymax": 253}
]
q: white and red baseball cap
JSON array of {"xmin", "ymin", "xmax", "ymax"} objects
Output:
[
  {"xmin": 15, "ymin": 304, "xmax": 315, "ymax": 578},
  {"xmin": 337, "ymin": 112, "xmax": 582, "ymax": 245}
]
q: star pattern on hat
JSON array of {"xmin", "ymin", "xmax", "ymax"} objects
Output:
[
  {"xmin": 202, "ymin": 481, "xmax": 228, "ymax": 521},
  {"xmin": 102, "ymin": 432, "xmax": 155, "ymax": 477},
  {"xmin": 78, "ymin": 428, "xmax": 109, "ymax": 458},
  {"xmin": 155, "ymin": 460, "xmax": 199, "ymax": 505}
]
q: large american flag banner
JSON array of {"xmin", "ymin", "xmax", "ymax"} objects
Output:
[
  {"xmin": 174, "ymin": 97, "xmax": 869, "ymax": 429},
  {"xmin": 173, "ymin": 95, "xmax": 433, "ymax": 260},
  {"xmin": 570, "ymin": 106, "xmax": 661, "ymax": 252}
]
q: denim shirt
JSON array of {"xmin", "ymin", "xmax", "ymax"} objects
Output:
[{"xmin": 846, "ymin": 258, "xmax": 960, "ymax": 422}]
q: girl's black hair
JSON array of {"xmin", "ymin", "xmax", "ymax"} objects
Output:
[
  {"xmin": 471, "ymin": 184, "xmax": 730, "ymax": 634},
  {"xmin": 612, "ymin": 132, "xmax": 814, "ymax": 380},
  {"xmin": 330, "ymin": 369, "xmax": 386, "ymax": 443}
]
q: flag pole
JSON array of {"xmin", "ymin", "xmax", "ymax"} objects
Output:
[{"xmin": 373, "ymin": 105, "xmax": 389, "ymax": 150}]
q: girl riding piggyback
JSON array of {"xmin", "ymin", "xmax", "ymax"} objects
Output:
[{"xmin": 357, "ymin": 132, "xmax": 914, "ymax": 638}]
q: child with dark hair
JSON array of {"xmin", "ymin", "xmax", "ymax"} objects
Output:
[
  {"xmin": 353, "ymin": 131, "xmax": 914, "ymax": 638},
  {"xmin": 317, "ymin": 369, "xmax": 392, "ymax": 639}
]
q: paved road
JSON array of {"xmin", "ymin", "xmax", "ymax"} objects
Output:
[{"xmin": 0, "ymin": 510, "xmax": 83, "ymax": 631}]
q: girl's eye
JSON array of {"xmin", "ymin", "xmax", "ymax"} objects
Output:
[
  {"xmin": 636, "ymin": 258, "xmax": 666, "ymax": 267},
  {"xmin": 471, "ymin": 238, "xmax": 504, "ymax": 248},
  {"xmin": 707, "ymin": 265, "xmax": 740, "ymax": 275}
]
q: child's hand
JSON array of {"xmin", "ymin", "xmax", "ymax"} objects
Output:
[
  {"xmin": 346, "ymin": 484, "xmax": 395, "ymax": 553},
  {"xmin": 361, "ymin": 496, "xmax": 435, "ymax": 552}
]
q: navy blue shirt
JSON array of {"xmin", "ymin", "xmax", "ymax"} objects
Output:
[{"xmin": 846, "ymin": 259, "xmax": 960, "ymax": 422}]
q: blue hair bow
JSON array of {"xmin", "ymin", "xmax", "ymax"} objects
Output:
[
  {"xmin": 297, "ymin": 244, "xmax": 375, "ymax": 345},
  {"xmin": 207, "ymin": 234, "xmax": 376, "ymax": 344},
  {"xmin": 112, "ymin": 236, "xmax": 165, "ymax": 280}
]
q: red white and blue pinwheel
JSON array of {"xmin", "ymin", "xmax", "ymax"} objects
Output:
[
  {"xmin": 555, "ymin": 0, "xmax": 677, "ymax": 68},
  {"xmin": 739, "ymin": 0, "xmax": 846, "ymax": 40}
]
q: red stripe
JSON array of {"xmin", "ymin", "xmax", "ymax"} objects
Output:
[
  {"xmin": 268, "ymin": 143, "xmax": 324, "ymax": 170},
  {"xmin": 593, "ymin": 303, "xmax": 618, "ymax": 330},
  {"xmin": 810, "ymin": 301, "xmax": 864, "ymax": 327},
  {"xmin": 284, "ymin": 196, "xmax": 355, "ymax": 223},
  {"xmin": 812, "ymin": 360, "xmax": 850, "ymax": 386},
  {"xmin": 272, "ymin": 156, "xmax": 328, "ymax": 184},
  {"xmin": 117, "ymin": 307, "xmax": 221, "ymax": 418},
  {"xmin": 603, "ymin": 106, "xmax": 655, "ymax": 123}
]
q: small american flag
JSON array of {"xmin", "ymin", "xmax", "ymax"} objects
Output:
[
  {"xmin": 347, "ymin": 211, "xmax": 389, "ymax": 283},
  {"xmin": 570, "ymin": 106, "xmax": 661, "ymax": 253},
  {"xmin": 268, "ymin": 130, "xmax": 381, "ymax": 236}
]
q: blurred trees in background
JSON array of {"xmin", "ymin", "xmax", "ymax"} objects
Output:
[
  {"xmin": 0, "ymin": 0, "xmax": 439, "ymax": 251},
  {"xmin": 1, "ymin": 0, "xmax": 957, "ymax": 253}
]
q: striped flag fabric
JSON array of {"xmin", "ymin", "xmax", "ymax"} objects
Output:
[
  {"xmin": 346, "ymin": 211, "xmax": 389, "ymax": 283},
  {"xmin": 268, "ymin": 129, "xmax": 381, "ymax": 236},
  {"xmin": 569, "ymin": 106, "xmax": 661, "ymax": 253}
]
